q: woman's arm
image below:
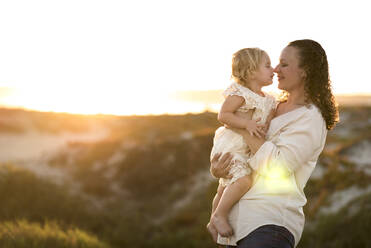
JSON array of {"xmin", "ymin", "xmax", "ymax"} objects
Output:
[
  {"xmin": 254, "ymin": 112, "xmax": 325, "ymax": 175},
  {"xmin": 231, "ymin": 109, "xmax": 327, "ymax": 176}
]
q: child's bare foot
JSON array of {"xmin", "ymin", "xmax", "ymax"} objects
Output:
[
  {"xmin": 206, "ymin": 222, "xmax": 218, "ymax": 243},
  {"xmin": 210, "ymin": 213, "xmax": 233, "ymax": 237}
]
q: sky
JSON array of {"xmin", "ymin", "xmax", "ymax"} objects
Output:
[{"xmin": 0, "ymin": 0, "xmax": 370, "ymax": 115}]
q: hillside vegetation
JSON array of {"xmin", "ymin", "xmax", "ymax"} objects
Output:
[{"xmin": 0, "ymin": 106, "xmax": 370, "ymax": 247}]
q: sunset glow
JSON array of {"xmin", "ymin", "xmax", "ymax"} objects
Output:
[{"xmin": 1, "ymin": 0, "xmax": 370, "ymax": 116}]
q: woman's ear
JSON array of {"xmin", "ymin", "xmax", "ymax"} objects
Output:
[{"xmin": 301, "ymin": 70, "xmax": 307, "ymax": 81}]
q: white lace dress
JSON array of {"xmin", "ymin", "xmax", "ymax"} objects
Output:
[{"xmin": 210, "ymin": 82, "xmax": 277, "ymax": 187}]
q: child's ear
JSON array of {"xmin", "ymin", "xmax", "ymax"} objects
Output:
[{"xmin": 250, "ymin": 71, "xmax": 256, "ymax": 80}]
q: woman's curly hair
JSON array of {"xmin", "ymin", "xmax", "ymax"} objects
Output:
[{"xmin": 287, "ymin": 39, "xmax": 339, "ymax": 130}]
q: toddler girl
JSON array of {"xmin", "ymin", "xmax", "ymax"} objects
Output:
[{"xmin": 207, "ymin": 48, "xmax": 277, "ymax": 242}]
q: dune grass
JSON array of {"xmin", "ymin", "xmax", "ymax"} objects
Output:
[{"xmin": 0, "ymin": 219, "xmax": 110, "ymax": 248}]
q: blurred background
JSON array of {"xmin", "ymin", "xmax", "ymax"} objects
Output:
[{"xmin": 0, "ymin": 0, "xmax": 370, "ymax": 247}]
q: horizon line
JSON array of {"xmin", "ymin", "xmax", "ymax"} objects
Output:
[{"xmin": 1, "ymin": 95, "xmax": 371, "ymax": 118}]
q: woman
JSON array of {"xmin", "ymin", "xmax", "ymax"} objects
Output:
[{"xmin": 210, "ymin": 39, "xmax": 338, "ymax": 248}]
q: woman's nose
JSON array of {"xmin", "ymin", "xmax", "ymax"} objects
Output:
[{"xmin": 273, "ymin": 65, "xmax": 279, "ymax": 73}]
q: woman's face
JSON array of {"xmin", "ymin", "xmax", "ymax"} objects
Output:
[{"xmin": 274, "ymin": 46, "xmax": 305, "ymax": 92}]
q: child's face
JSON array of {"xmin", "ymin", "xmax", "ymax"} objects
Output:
[{"xmin": 253, "ymin": 54, "xmax": 274, "ymax": 86}]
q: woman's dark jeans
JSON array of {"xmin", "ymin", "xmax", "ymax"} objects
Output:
[{"xmin": 225, "ymin": 224, "xmax": 295, "ymax": 248}]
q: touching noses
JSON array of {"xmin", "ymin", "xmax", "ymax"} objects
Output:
[{"xmin": 273, "ymin": 65, "xmax": 280, "ymax": 73}]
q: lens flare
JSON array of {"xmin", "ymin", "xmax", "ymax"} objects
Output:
[{"xmin": 262, "ymin": 162, "xmax": 295, "ymax": 193}]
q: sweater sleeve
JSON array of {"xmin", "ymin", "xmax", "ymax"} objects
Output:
[{"xmin": 248, "ymin": 109, "xmax": 326, "ymax": 176}]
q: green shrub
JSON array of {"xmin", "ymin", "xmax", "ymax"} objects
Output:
[
  {"xmin": 299, "ymin": 193, "xmax": 371, "ymax": 248},
  {"xmin": 0, "ymin": 219, "xmax": 110, "ymax": 248}
]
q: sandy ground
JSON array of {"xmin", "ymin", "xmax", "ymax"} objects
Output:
[
  {"xmin": 0, "ymin": 126, "xmax": 109, "ymax": 163},
  {"xmin": 320, "ymin": 185, "xmax": 371, "ymax": 215}
]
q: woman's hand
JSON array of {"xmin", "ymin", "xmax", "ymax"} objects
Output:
[{"xmin": 210, "ymin": 153, "xmax": 233, "ymax": 179}]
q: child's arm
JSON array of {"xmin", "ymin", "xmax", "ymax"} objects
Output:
[{"xmin": 218, "ymin": 95, "xmax": 265, "ymax": 137}]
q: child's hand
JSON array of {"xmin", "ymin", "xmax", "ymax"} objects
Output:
[{"xmin": 245, "ymin": 118, "xmax": 266, "ymax": 138}]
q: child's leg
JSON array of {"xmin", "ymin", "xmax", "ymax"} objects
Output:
[
  {"xmin": 210, "ymin": 174, "xmax": 252, "ymax": 237},
  {"xmin": 207, "ymin": 184, "xmax": 225, "ymax": 242},
  {"xmin": 212, "ymin": 184, "xmax": 225, "ymax": 214}
]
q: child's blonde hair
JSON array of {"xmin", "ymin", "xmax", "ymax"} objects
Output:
[{"xmin": 231, "ymin": 48, "xmax": 267, "ymax": 87}]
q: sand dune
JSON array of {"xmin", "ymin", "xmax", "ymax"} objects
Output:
[{"xmin": 0, "ymin": 125, "xmax": 108, "ymax": 163}]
